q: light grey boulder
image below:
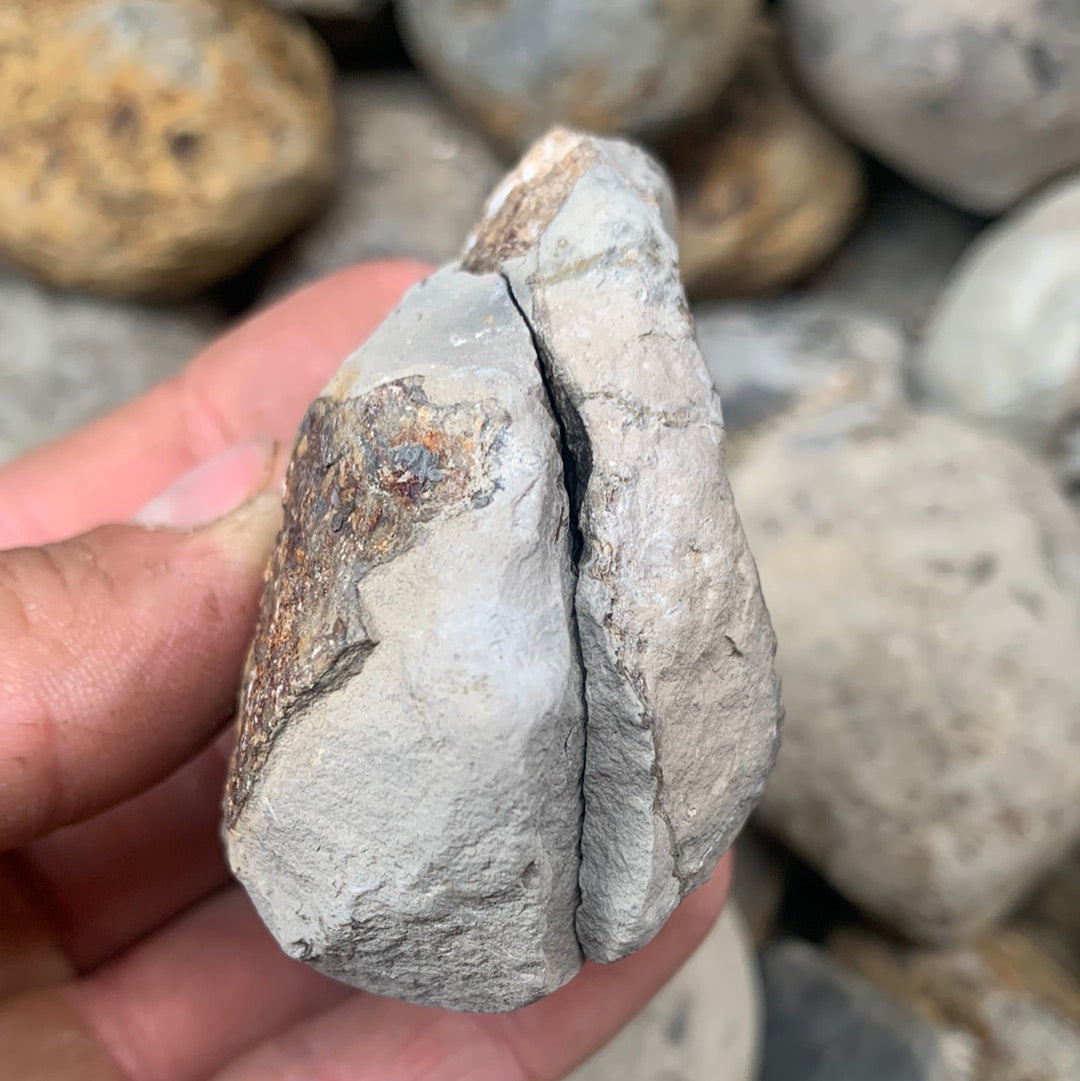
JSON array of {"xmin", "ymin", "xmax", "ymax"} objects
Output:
[
  {"xmin": 914, "ymin": 176, "xmax": 1080, "ymax": 489},
  {"xmin": 0, "ymin": 274, "xmax": 220, "ymax": 463},
  {"xmin": 567, "ymin": 905, "xmax": 762, "ymax": 1081},
  {"xmin": 783, "ymin": 0, "xmax": 1080, "ymax": 213},
  {"xmin": 467, "ymin": 129, "xmax": 783, "ymax": 962},
  {"xmin": 693, "ymin": 296, "xmax": 906, "ymax": 462},
  {"xmin": 270, "ymin": 73, "xmax": 504, "ymax": 298},
  {"xmin": 734, "ymin": 406, "xmax": 1080, "ymax": 943},
  {"xmin": 396, "ymin": 0, "xmax": 759, "ymax": 150},
  {"xmin": 226, "ymin": 265, "xmax": 586, "ymax": 1012}
]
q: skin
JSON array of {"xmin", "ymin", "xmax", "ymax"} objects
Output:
[{"xmin": 0, "ymin": 261, "xmax": 730, "ymax": 1081}]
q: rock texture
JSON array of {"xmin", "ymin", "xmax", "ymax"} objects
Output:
[
  {"xmin": 761, "ymin": 940, "xmax": 974, "ymax": 1081},
  {"xmin": 734, "ymin": 409, "xmax": 1080, "ymax": 943},
  {"xmin": 270, "ymin": 73, "xmax": 503, "ymax": 298},
  {"xmin": 0, "ymin": 274, "xmax": 220, "ymax": 463},
  {"xmin": 467, "ymin": 129, "xmax": 782, "ymax": 963},
  {"xmin": 783, "ymin": 0, "xmax": 1080, "ymax": 213},
  {"xmin": 915, "ymin": 176, "xmax": 1080, "ymax": 489},
  {"xmin": 0, "ymin": 0, "xmax": 336, "ymax": 298},
  {"xmin": 832, "ymin": 925, "xmax": 1080, "ymax": 1081},
  {"xmin": 807, "ymin": 168, "xmax": 985, "ymax": 341},
  {"xmin": 567, "ymin": 906, "xmax": 761, "ymax": 1081},
  {"xmin": 693, "ymin": 296, "xmax": 906, "ymax": 462},
  {"xmin": 666, "ymin": 23, "xmax": 864, "ymax": 299},
  {"xmin": 397, "ymin": 0, "xmax": 759, "ymax": 149},
  {"xmin": 227, "ymin": 266, "xmax": 586, "ymax": 1012}
]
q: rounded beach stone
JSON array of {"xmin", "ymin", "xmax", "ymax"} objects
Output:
[
  {"xmin": 396, "ymin": 0, "xmax": 760, "ymax": 149},
  {"xmin": 915, "ymin": 175, "xmax": 1080, "ymax": 489},
  {"xmin": 735, "ymin": 409, "xmax": 1080, "ymax": 943},
  {"xmin": 0, "ymin": 0, "xmax": 336, "ymax": 298},
  {"xmin": 783, "ymin": 0, "xmax": 1080, "ymax": 213}
]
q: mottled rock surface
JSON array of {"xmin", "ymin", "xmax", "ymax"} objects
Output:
[
  {"xmin": 467, "ymin": 129, "xmax": 782, "ymax": 962},
  {"xmin": 398, "ymin": 0, "xmax": 759, "ymax": 149},
  {"xmin": 832, "ymin": 925, "xmax": 1080, "ymax": 1081},
  {"xmin": 807, "ymin": 168, "xmax": 985, "ymax": 341},
  {"xmin": 0, "ymin": 274, "xmax": 220, "ymax": 463},
  {"xmin": 0, "ymin": 0, "xmax": 336, "ymax": 298},
  {"xmin": 694, "ymin": 296, "xmax": 905, "ymax": 461},
  {"xmin": 915, "ymin": 176, "xmax": 1080, "ymax": 488},
  {"xmin": 568, "ymin": 906, "xmax": 761, "ymax": 1081},
  {"xmin": 761, "ymin": 940, "xmax": 974, "ymax": 1081},
  {"xmin": 734, "ymin": 409, "xmax": 1080, "ymax": 943},
  {"xmin": 783, "ymin": 0, "xmax": 1080, "ymax": 213},
  {"xmin": 270, "ymin": 73, "xmax": 503, "ymax": 298},
  {"xmin": 226, "ymin": 266, "xmax": 585, "ymax": 1012},
  {"xmin": 667, "ymin": 23, "xmax": 864, "ymax": 299}
]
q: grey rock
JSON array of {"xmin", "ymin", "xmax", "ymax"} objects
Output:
[
  {"xmin": 734, "ymin": 408, "xmax": 1080, "ymax": 943},
  {"xmin": 397, "ymin": 0, "xmax": 760, "ymax": 150},
  {"xmin": 0, "ymin": 274, "xmax": 220, "ymax": 464},
  {"xmin": 783, "ymin": 0, "xmax": 1080, "ymax": 213},
  {"xmin": 693, "ymin": 296, "xmax": 906, "ymax": 463},
  {"xmin": 761, "ymin": 939, "xmax": 975, "ymax": 1081},
  {"xmin": 270, "ymin": 73, "xmax": 504, "ymax": 298},
  {"xmin": 467, "ymin": 129, "xmax": 783, "ymax": 963},
  {"xmin": 567, "ymin": 905, "xmax": 762, "ymax": 1081},
  {"xmin": 806, "ymin": 171, "xmax": 985, "ymax": 341},
  {"xmin": 914, "ymin": 176, "xmax": 1080, "ymax": 489},
  {"xmin": 226, "ymin": 265, "xmax": 586, "ymax": 1012}
]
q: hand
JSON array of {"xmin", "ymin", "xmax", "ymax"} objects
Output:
[{"xmin": 0, "ymin": 262, "xmax": 731, "ymax": 1081}]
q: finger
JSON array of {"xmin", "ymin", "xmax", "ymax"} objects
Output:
[
  {"xmin": 212, "ymin": 859, "xmax": 732, "ymax": 1081},
  {"xmin": 0, "ymin": 260, "xmax": 431, "ymax": 549},
  {"xmin": 17, "ymin": 732, "xmax": 235, "ymax": 973},
  {"xmin": 0, "ymin": 492, "xmax": 279, "ymax": 852}
]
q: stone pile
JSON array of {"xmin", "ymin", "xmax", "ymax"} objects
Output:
[{"xmin": 1, "ymin": 0, "xmax": 1078, "ymax": 1078}]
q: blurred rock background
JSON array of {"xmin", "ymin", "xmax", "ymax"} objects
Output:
[{"xmin": 1, "ymin": 1, "xmax": 1077, "ymax": 1078}]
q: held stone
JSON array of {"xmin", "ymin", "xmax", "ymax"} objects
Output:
[{"xmin": 466, "ymin": 129, "xmax": 782, "ymax": 962}]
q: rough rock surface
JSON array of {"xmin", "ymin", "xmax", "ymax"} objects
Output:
[
  {"xmin": 226, "ymin": 266, "xmax": 586, "ymax": 1012},
  {"xmin": 783, "ymin": 0, "xmax": 1080, "ymax": 213},
  {"xmin": 832, "ymin": 925, "xmax": 1080, "ymax": 1081},
  {"xmin": 270, "ymin": 74, "xmax": 503, "ymax": 298},
  {"xmin": 761, "ymin": 940, "xmax": 975, "ymax": 1081},
  {"xmin": 567, "ymin": 906, "xmax": 761, "ymax": 1081},
  {"xmin": 0, "ymin": 0, "xmax": 336, "ymax": 298},
  {"xmin": 915, "ymin": 176, "xmax": 1080, "ymax": 489},
  {"xmin": 0, "ymin": 274, "xmax": 220, "ymax": 463},
  {"xmin": 666, "ymin": 23, "xmax": 864, "ymax": 299},
  {"xmin": 397, "ymin": 0, "xmax": 759, "ymax": 149},
  {"xmin": 734, "ymin": 409, "xmax": 1080, "ymax": 943},
  {"xmin": 807, "ymin": 169, "xmax": 985, "ymax": 341},
  {"xmin": 467, "ymin": 129, "xmax": 782, "ymax": 962},
  {"xmin": 694, "ymin": 296, "xmax": 906, "ymax": 462}
]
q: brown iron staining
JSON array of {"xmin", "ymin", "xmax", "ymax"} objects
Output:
[{"xmin": 226, "ymin": 377, "xmax": 510, "ymax": 825}]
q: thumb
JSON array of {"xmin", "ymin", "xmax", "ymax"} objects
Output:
[{"xmin": 0, "ymin": 441, "xmax": 284, "ymax": 852}]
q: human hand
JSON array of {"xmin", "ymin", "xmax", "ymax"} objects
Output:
[{"xmin": 0, "ymin": 261, "xmax": 731, "ymax": 1081}]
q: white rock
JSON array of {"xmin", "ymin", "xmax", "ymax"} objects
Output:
[
  {"xmin": 225, "ymin": 265, "xmax": 585, "ymax": 1012},
  {"xmin": 915, "ymin": 175, "xmax": 1080, "ymax": 488},
  {"xmin": 783, "ymin": 0, "xmax": 1080, "ymax": 213},
  {"xmin": 734, "ymin": 408, "xmax": 1080, "ymax": 943},
  {"xmin": 467, "ymin": 129, "xmax": 783, "ymax": 962},
  {"xmin": 567, "ymin": 905, "xmax": 761, "ymax": 1081}
]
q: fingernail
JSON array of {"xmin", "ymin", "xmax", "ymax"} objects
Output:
[{"xmin": 133, "ymin": 439, "xmax": 280, "ymax": 529}]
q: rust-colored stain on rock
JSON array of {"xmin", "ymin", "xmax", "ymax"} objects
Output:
[{"xmin": 226, "ymin": 378, "xmax": 510, "ymax": 825}]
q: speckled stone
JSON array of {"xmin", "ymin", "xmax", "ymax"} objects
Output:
[
  {"xmin": 783, "ymin": 0, "xmax": 1080, "ymax": 213},
  {"xmin": 397, "ymin": 0, "xmax": 760, "ymax": 149},
  {"xmin": 0, "ymin": 0, "xmax": 336, "ymax": 298},
  {"xmin": 666, "ymin": 23, "xmax": 864, "ymax": 299}
]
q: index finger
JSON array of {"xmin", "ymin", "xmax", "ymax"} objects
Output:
[{"xmin": 0, "ymin": 261, "xmax": 431, "ymax": 549}]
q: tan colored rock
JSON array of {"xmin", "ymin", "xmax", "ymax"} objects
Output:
[
  {"xmin": 831, "ymin": 925, "xmax": 1080, "ymax": 1081},
  {"xmin": 667, "ymin": 25, "xmax": 864, "ymax": 299},
  {"xmin": 0, "ymin": 0, "xmax": 336, "ymax": 299}
]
